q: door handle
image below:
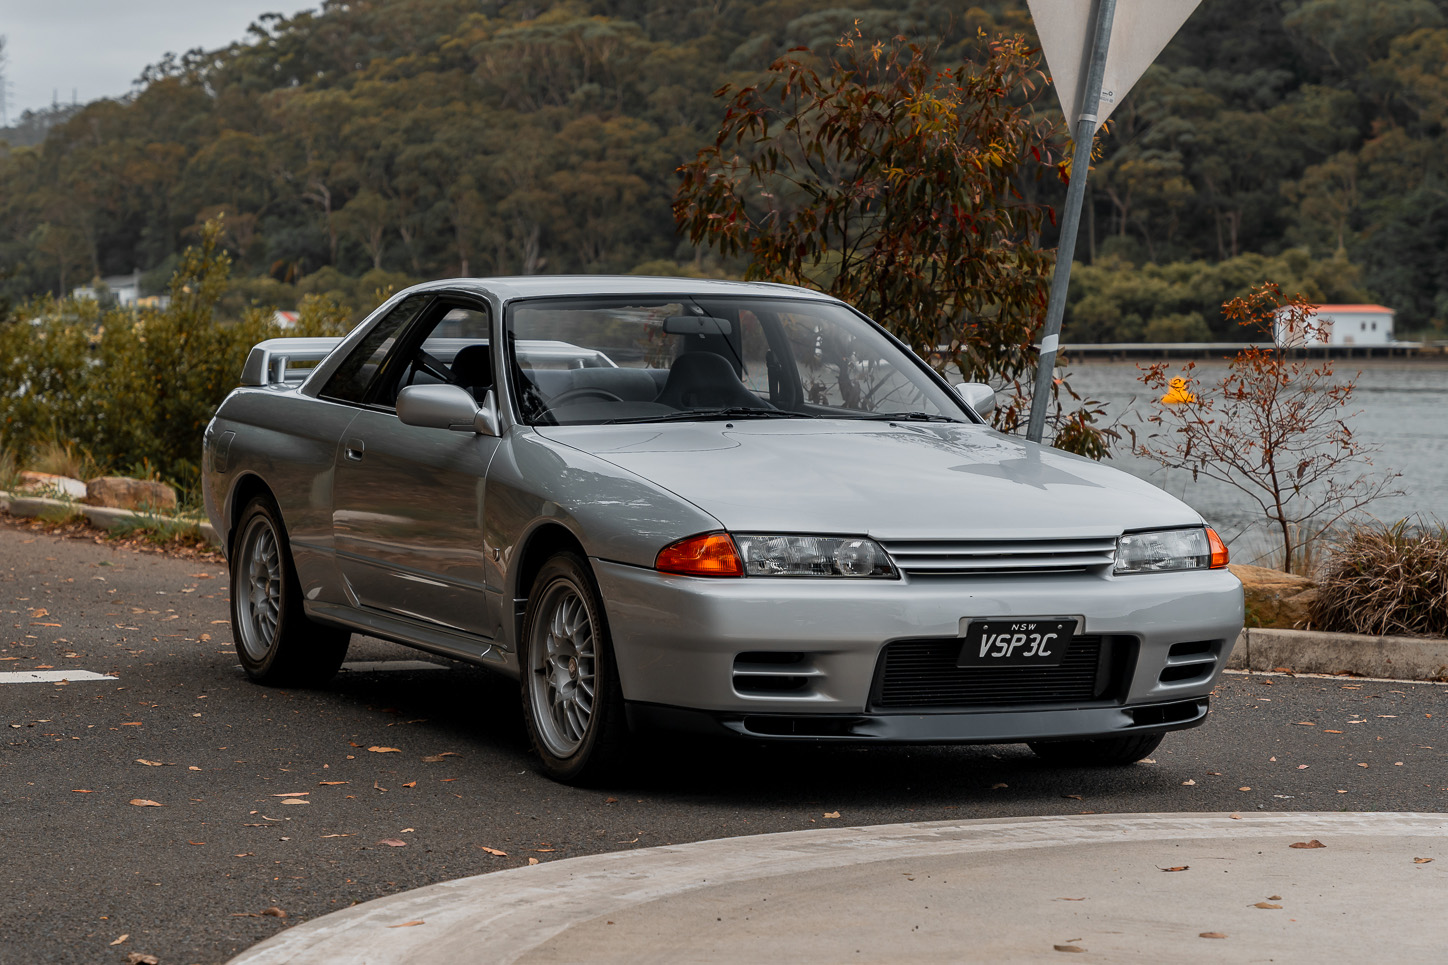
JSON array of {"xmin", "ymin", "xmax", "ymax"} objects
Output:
[{"xmin": 345, "ymin": 438, "xmax": 366, "ymax": 462}]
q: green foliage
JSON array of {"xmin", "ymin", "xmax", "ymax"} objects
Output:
[
  {"xmin": 1, "ymin": 0, "xmax": 1445, "ymax": 336},
  {"xmin": 1065, "ymin": 249, "xmax": 1368, "ymax": 342},
  {"xmin": 0, "ymin": 219, "xmax": 342, "ymax": 493}
]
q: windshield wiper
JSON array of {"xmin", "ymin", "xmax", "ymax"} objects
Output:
[
  {"xmin": 852, "ymin": 411, "xmax": 963, "ymax": 423},
  {"xmin": 604, "ymin": 406, "xmax": 815, "ymax": 424}
]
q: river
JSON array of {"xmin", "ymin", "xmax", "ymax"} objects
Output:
[{"xmin": 1058, "ymin": 358, "xmax": 1448, "ymax": 567}]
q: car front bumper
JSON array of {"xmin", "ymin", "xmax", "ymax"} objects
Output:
[{"xmin": 593, "ymin": 560, "xmax": 1243, "ymax": 740}]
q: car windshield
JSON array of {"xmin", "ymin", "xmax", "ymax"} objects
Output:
[{"xmin": 505, "ymin": 295, "xmax": 972, "ymax": 426}]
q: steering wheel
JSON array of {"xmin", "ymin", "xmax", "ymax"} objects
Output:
[{"xmin": 549, "ymin": 387, "xmax": 624, "ymax": 406}]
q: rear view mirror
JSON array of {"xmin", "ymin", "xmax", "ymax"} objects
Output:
[
  {"xmin": 664, "ymin": 315, "xmax": 732, "ymax": 336},
  {"xmin": 953, "ymin": 382, "xmax": 996, "ymax": 417},
  {"xmin": 397, "ymin": 383, "xmax": 498, "ymax": 436}
]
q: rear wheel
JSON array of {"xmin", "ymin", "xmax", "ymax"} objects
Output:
[
  {"xmin": 230, "ymin": 496, "xmax": 350, "ymax": 686},
  {"xmin": 1027, "ymin": 733, "xmax": 1164, "ymax": 766},
  {"xmin": 520, "ymin": 552, "xmax": 628, "ymax": 784}
]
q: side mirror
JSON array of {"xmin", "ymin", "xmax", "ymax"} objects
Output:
[
  {"xmin": 953, "ymin": 382, "xmax": 996, "ymax": 417},
  {"xmin": 397, "ymin": 383, "xmax": 499, "ymax": 437}
]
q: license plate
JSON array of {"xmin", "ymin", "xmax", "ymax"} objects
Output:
[{"xmin": 957, "ymin": 618, "xmax": 1077, "ymax": 668}]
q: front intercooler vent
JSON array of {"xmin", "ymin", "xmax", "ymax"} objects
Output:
[
  {"xmin": 732, "ymin": 651, "xmax": 819, "ymax": 697},
  {"xmin": 1157, "ymin": 640, "xmax": 1220, "ymax": 685}
]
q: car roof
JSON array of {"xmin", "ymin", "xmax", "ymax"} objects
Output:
[{"xmin": 406, "ymin": 275, "xmax": 842, "ymax": 303}]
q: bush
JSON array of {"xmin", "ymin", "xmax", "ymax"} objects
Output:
[
  {"xmin": 0, "ymin": 218, "xmax": 351, "ymax": 498},
  {"xmin": 1311, "ymin": 521, "xmax": 1448, "ymax": 638}
]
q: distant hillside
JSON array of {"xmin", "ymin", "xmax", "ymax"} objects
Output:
[{"xmin": 0, "ymin": 0, "xmax": 1443, "ymax": 337}]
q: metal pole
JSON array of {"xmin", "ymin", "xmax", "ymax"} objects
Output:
[{"xmin": 1025, "ymin": 0, "xmax": 1117, "ymax": 444}]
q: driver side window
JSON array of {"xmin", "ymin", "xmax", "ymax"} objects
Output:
[{"xmin": 319, "ymin": 294, "xmax": 430, "ymax": 405}]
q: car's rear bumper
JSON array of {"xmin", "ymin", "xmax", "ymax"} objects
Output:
[
  {"xmin": 627, "ymin": 695, "xmax": 1210, "ymax": 742},
  {"xmin": 593, "ymin": 559, "xmax": 1244, "ymax": 730}
]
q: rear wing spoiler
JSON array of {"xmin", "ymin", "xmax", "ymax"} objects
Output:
[{"xmin": 240, "ymin": 338, "xmax": 345, "ymax": 386}]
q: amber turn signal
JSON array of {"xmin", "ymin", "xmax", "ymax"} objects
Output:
[
  {"xmin": 1206, "ymin": 527, "xmax": 1229, "ymax": 569},
  {"xmin": 655, "ymin": 532, "xmax": 744, "ymax": 577}
]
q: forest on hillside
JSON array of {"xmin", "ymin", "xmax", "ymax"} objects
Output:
[{"xmin": 0, "ymin": 0, "xmax": 1444, "ymax": 339}]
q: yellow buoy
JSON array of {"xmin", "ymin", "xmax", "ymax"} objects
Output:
[{"xmin": 1161, "ymin": 377, "xmax": 1196, "ymax": 404}]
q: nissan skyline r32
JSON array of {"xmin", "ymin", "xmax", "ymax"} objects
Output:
[{"xmin": 202, "ymin": 277, "xmax": 1244, "ymax": 783}]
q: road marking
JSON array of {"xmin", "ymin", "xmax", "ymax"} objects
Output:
[
  {"xmin": 0, "ymin": 670, "xmax": 117, "ymax": 683},
  {"xmin": 339, "ymin": 660, "xmax": 449, "ymax": 672}
]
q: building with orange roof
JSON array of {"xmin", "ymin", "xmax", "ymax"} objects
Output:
[{"xmin": 1274, "ymin": 303, "xmax": 1394, "ymax": 347}]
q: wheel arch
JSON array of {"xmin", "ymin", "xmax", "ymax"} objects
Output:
[
  {"xmin": 227, "ymin": 473, "xmax": 277, "ymax": 555},
  {"xmin": 509, "ymin": 521, "xmax": 591, "ymax": 646}
]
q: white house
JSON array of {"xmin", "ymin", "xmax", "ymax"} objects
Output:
[
  {"xmin": 1274, "ymin": 303, "xmax": 1394, "ymax": 347},
  {"xmin": 72, "ymin": 269, "xmax": 143, "ymax": 306}
]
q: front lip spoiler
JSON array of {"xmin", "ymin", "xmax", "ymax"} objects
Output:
[{"xmin": 626, "ymin": 697, "xmax": 1209, "ymax": 742}]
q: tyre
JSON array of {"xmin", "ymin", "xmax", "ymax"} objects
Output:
[
  {"xmin": 1027, "ymin": 732, "xmax": 1164, "ymax": 766},
  {"xmin": 520, "ymin": 552, "xmax": 629, "ymax": 784},
  {"xmin": 230, "ymin": 495, "xmax": 350, "ymax": 686}
]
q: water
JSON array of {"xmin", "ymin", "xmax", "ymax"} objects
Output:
[{"xmin": 1059, "ymin": 359, "xmax": 1448, "ymax": 567}]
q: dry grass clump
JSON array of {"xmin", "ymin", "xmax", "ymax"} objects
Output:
[{"xmin": 1311, "ymin": 521, "xmax": 1448, "ymax": 637}]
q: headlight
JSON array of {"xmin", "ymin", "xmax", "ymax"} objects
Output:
[
  {"xmin": 1114, "ymin": 527, "xmax": 1228, "ymax": 574},
  {"xmin": 735, "ymin": 535, "xmax": 898, "ymax": 578}
]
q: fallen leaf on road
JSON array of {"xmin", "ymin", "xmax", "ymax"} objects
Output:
[
  {"xmin": 990, "ymin": 783, "xmax": 1008, "ymax": 789},
  {"xmin": 479, "ymin": 846, "xmax": 508, "ymax": 856},
  {"xmin": 421, "ymin": 752, "xmax": 458, "ymax": 762},
  {"xmin": 72, "ymin": 789, "xmax": 92, "ymax": 794},
  {"xmin": 1268, "ymin": 895, "xmax": 1281, "ymax": 900},
  {"xmin": 187, "ymin": 841, "xmax": 204, "ymax": 846},
  {"xmin": 129, "ymin": 799, "xmax": 163, "ymax": 807},
  {"xmin": 1414, "ymin": 857, "xmax": 1433, "ymax": 864},
  {"xmin": 188, "ymin": 766, "xmax": 201, "ymax": 771},
  {"xmin": 1253, "ymin": 902, "xmax": 1282, "ymax": 909},
  {"xmin": 261, "ymin": 907, "xmax": 287, "ymax": 918},
  {"xmin": 318, "ymin": 781, "xmax": 348, "ymax": 786},
  {"xmin": 1358, "ymin": 763, "xmax": 1369, "ymax": 768},
  {"xmin": 369, "ymin": 746, "xmax": 401, "ymax": 753},
  {"xmin": 126, "ymin": 954, "xmax": 159, "ymax": 965},
  {"xmin": 273, "ymin": 792, "xmax": 309, "ymax": 797},
  {"xmin": 1062, "ymin": 794, "xmax": 1083, "ymax": 800},
  {"xmin": 1289, "ymin": 840, "xmax": 1326, "ymax": 849},
  {"xmin": 134, "ymin": 759, "xmax": 166, "ymax": 767},
  {"xmin": 1053, "ymin": 946, "xmax": 1084, "ymax": 953},
  {"xmin": 527, "ymin": 857, "xmax": 540, "ymax": 865},
  {"xmin": 1160, "ymin": 866, "xmax": 1189, "ymax": 872},
  {"xmin": 388, "ymin": 920, "xmax": 425, "ymax": 928},
  {"xmin": 1297, "ymin": 764, "xmax": 1309, "ymax": 770},
  {"xmin": 378, "ymin": 839, "xmax": 407, "ymax": 847},
  {"xmin": 403, "ymin": 782, "xmax": 417, "ymax": 788},
  {"xmin": 234, "ymin": 853, "xmax": 254, "ymax": 857},
  {"xmin": 1181, "ymin": 780, "xmax": 1196, "ymax": 786},
  {"xmin": 30, "ymin": 608, "xmax": 49, "ymax": 618},
  {"xmin": 1199, "ymin": 932, "xmax": 1227, "ymax": 939},
  {"xmin": 823, "ymin": 811, "xmax": 841, "ymax": 818},
  {"xmin": 109, "ymin": 935, "xmax": 129, "ymax": 946},
  {"xmin": 1294, "ymin": 721, "xmax": 1315, "ymax": 726},
  {"xmin": 1230, "ymin": 813, "xmax": 1242, "ymax": 819},
  {"xmin": 120, "ymin": 722, "xmax": 142, "ymax": 727},
  {"xmin": 282, "ymin": 799, "xmax": 309, "ymax": 805},
  {"xmin": 320, "ymin": 834, "xmax": 353, "ymax": 839},
  {"xmin": 1238, "ymin": 787, "xmax": 1252, "ymax": 791}
]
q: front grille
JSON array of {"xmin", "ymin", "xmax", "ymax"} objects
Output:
[
  {"xmin": 881, "ymin": 538, "xmax": 1116, "ymax": 577},
  {"xmin": 871, "ymin": 636, "xmax": 1121, "ymax": 710}
]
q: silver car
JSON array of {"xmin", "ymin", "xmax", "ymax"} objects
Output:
[{"xmin": 203, "ymin": 277, "xmax": 1243, "ymax": 783}]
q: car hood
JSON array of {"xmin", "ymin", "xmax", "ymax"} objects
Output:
[{"xmin": 537, "ymin": 420, "xmax": 1200, "ymax": 540}]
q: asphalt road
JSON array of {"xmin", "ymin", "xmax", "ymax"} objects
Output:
[{"xmin": 2, "ymin": 518, "xmax": 1445, "ymax": 965}]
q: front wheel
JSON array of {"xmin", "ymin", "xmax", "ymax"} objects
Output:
[
  {"xmin": 230, "ymin": 496, "xmax": 350, "ymax": 686},
  {"xmin": 520, "ymin": 552, "xmax": 628, "ymax": 784},
  {"xmin": 1027, "ymin": 733, "xmax": 1164, "ymax": 766}
]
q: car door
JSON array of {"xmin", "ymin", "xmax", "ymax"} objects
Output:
[{"xmin": 328, "ymin": 296, "xmax": 501, "ymax": 638}]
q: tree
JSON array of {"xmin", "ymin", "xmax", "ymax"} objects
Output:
[
  {"xmin": 1134, "ymin": 283, "xmax": 1400, "ymax": 572},
  {"xmin": 676, "ymin": 33, "xmax": 1111, "ymax": 455}
]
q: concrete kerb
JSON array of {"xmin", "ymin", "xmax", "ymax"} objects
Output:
[
  {"xmin": 0, "ymin": 491, "xmax": 220, "ymax": 547},
  {"xmin": 1227, "ymin": 627, "xmax": 1448, "ymax": 682},
  {"xmin": 227, "ymin": 811, "xmax": 1448, "ymax": 965}
]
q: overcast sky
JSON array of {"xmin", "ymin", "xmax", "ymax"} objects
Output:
[{"xmin": 0, "ymin": 1, "xmax": 312, "ymax": 121}]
